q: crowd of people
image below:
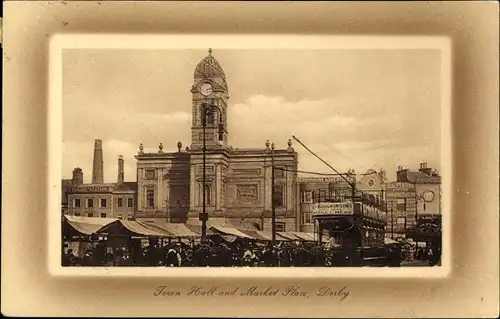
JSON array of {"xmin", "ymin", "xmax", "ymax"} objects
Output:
[
  {"xmin": 63, "ymin": 240, "xmax": 328, "ymax": 267},
  {"xmin": 62, "ymin": 236, "xmax": 427, "ymax": 267}
]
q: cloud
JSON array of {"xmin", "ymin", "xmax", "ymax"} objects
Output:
[
  {"xmin": 227, "ymin": 95, "xmax": 440, "ymax": 179},
  {"xmin": 62, "ymin": 48, "xmax": 442, "ymax": 183}
]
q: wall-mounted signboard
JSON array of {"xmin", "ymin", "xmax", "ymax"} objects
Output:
[
  {"xmin": 71, "ymin": 186, "xmax": 114, "ymax": 193},
  {"xmin": 311, "ymin": 202, "xmax": 353, "ymax": 216},
  {"xmin": 415, "ymin": 176, "xmax": 441, "ymax": 184},
  {"xmin": 384, "ymin": 182, "xmax": 416, "ymax": 192}
]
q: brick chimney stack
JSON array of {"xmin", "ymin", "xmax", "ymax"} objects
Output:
[
  {"xmin": 72, "ymin": 167, "xmax": 83, "ymax": 186},
  {"xmin": 117, "ymin": 155, "xmax": 124, "ymax": 185},
  {"xmin": 92, "ymin": 139, "xmax": 104, "ymax": 184},
  {"xmin": 419, "ymin": 162, "xmax": 433, "ymax": 175}
]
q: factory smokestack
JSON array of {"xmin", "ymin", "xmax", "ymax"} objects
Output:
[
  {"xmin": 117, "ymin": 155, "xmax": 124, "ymax": 185},
  {"xmin": 92, "ymin": 139, "xmax": 104, "ymax": 184}
]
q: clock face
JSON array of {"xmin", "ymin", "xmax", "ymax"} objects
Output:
[
  {"xmin": 200, "ymin": 83, "xmax": 213, "ymax": 96},
  {"xmin": 423, "ymin": 190, "xmax": 435, "ymax": 202}
]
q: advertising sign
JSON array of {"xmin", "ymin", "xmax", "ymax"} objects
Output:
[
  {"xmin": 385, "ymin": 182, "xmax": 416, "ymax": 199},
  {"xmin": 71, "ymin": 186, "xmax": 114, "ymax": 193},
  {"xmin": 311, "ymin": 202, "xmax": 353, "ymax": 216},
  {"xmin": 384, "ymin": 182, "xmax": 416, "ymax": 192},
  {"xmin": 415, "ymin": 176, "xmax": 441, "ymax": 184}
]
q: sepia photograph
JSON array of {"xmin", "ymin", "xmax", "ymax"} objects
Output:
[
  {"xmin": 60, "ymin": 44, "xmax": 445, "ymax": 268},
  {"xmin": 3, "ymin": 1, "xmax": 498, "ymax": 317}
]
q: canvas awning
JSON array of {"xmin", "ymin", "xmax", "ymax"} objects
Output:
[
  {"xmin": 238, "ymin": 230, "xmax": 270, "ymax": 241},
  {"xmin": 63, "ymin": 215, "xmax": 117, "ymax": 236},
  {"xmin": 184, "ymin": 223, "xmax": 216, "ymax": 236},
  {"xmin": 254, "ymin": 231, "xmax": 275, "ymax": 241},
  {"xmin": 96, "ymin": 220, "xmax": 169, "ymax": 237},
  {"xmin": 291, "ymin": 232, "xmax": 316, "ymax": 242},
  {"xmin": 277, "ymin": 232, "xmax": 300, "ymax": 241},
  {"xmin": 225, "ymin": 220, "xmax": 260, "ymax": 232},
  {"xmin": 143, "ymin": 221, "xmax": 200, "ymax": 238},
  {"xmin": 209, "ymin": 226, "xmax": 255, "ymax": 239}
]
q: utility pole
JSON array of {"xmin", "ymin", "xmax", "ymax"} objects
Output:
[
  {"xmin": 390, "ymin": 202, "xmax": 394, "ymax": 240},
  {"xmin": 201, "ymin": 103, "xmax": 207, "ymax": 242},
  {"xmin": 270, "ymin": 141, "xmax": 276, "ymax": 246}
]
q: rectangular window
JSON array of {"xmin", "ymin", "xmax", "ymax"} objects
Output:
[
  {"xmin": 127, "ymin": 198, "xmax": 134, "ymax": 207},
  {"xmin": 74, "ymin": 212, "xmax": 81, "ymax": 217},
  {"xmin": 145, "ymin": 169, "xmax": 156, "ymax": 180},
  {"xmin": 301, "ymin": 191, "xmax": 313, "ymax": 203},
  {"xmin": 275, "ymin": 222, "xmax": 285, "ymax": 232},
  {"xmin": 396, "ymin": 198, "xmax": 406, "ymax": 211},
  {"xmin": 117, "ymin": 198, "xmax": 123, "ymax": 207},
  {"xmin": 100, "ymin": 198, "xmax": 107, "ymax": 208},
  {"xmin": 327, "ymin": 189, "xmax": 345, "ymax": 202},
  {"xmin": 146, "ymin": 187, "xmax": 155, "ymax": 208},
  {"xmin": 74, "ymin": 198, "xmax": 81, "ymax": 208},
  {"xmin": 87, "ymin": 198, "xmax": 94, "ymax": 208},
  {"xmin": 304, "ymin": 213, "xmax": 312, "ymax": 224},
  {"xmin": 273, "ymin": 184, "xmax": 284, "ymax": 207},
  {"xmin": 100, "ymin": 213, "xmax": 106, "ymax": 218},
  {"xmin": 117, "ymin": 214, "xmax": 123, "ymax": 220},
  {"xmin": 318, "ymin": 189, "xmax": 328, "ymax": 203},
  {"xmin": 127, "ymin": 215, "xmax": 134, "ymax": 221},
  {"xmin": 87, "ymin": 212, "xmax": 94, "ymax": 217}
]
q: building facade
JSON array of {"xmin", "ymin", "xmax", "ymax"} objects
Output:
[
  {"xmin": 383, "ymin": 162, "xmax": 442, "ymax": 239},
  {"xmin": 66, "ymin": 140, "xmax": 138, "ymax": 219},
  {"xmin": 134, "ymin": 50, "xmax": 299, "ymax": 231},
  {"xmin": 396, "ymin": 162, "xmax": 442, "ymax": 217},
  {"xmin": 384, "ymin": 181, "xmax": 417, "ymax": 239}
]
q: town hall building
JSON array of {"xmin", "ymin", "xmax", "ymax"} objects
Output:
[{"xmin": 134, "ymin": 50, "xmax": 300, "ymax": 232}]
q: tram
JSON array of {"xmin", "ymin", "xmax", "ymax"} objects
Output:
[{"xmin": 312, "ymin": 190, "xmax": 402, "ymax": 267}]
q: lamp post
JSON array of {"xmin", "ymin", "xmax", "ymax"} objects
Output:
[
  {"xmin": 200, "ymin": 101, "xmax": 225, "ymax": 243},
  {"xmin": 271, "ymin": 142, "xmax": 276, "ymax": 246},
  {"xmin": 266, "ymin": 140, "xmax": 277, "ymax": 246},
  {"xmin": 164, "ymin": 199, "xmax": 170, "ymax": 223},
  {"xmin": 414, "ymin": 192, "xmax": 426, "ymax": 247}
]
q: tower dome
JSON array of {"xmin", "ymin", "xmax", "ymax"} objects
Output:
[
  {"xmin": 194, "ymin": 48, "xmax": 226, "ymax": 78},
  {"xmin": 194, "ymin": 49, "xmax": 228, "ymax": 92}
]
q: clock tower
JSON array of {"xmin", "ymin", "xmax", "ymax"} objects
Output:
[{"xmin": 190, "ymin": 49, "xmax": 229, "ymax": 150}]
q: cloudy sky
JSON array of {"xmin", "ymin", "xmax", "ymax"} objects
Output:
[{"xmin": 62, "ymin": 49, "xmax": 441, "ymax": 183}]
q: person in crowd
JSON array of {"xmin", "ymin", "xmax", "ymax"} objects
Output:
[
  {"xmin": 81, "ymin": 249, "xmax": 94, "ymax": 266},
  {"xmin": 242, "ymin": 246, "xmax": 255, "ymax": 267},
  {"xmin": 165, "ymin": 244, "xmax": 182, "ymax": 267},
  {"xmin": 278, "ymin": 244, "xmax": 292, "ymax": 267},
  {"xmin": 193, "ymin": 243, "xmax": 211, "ymax": 267},
  {"xmin": 103, "ymin": 252, "xmax": 114, "ymax": 266},
  {"xmin": 62, "ymin": 249, "xmax": 76, "ymax": 266},
  {"xmin": 293, "ymin": 242, "xmax": 309, "ymax": 267},
  {"xmin": 262, "ymin": 242, "xmax": 276, "ymax": 267}
]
